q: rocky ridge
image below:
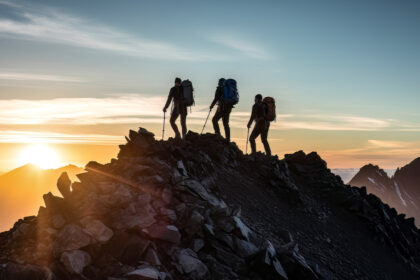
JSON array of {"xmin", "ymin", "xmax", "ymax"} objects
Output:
[
  {"xmin": 0, "ymin": 128, "xmax": 317, "ymax": 280},
  {"xmin": 349, "ymin": 161, "xmax": 420, "ymax": 226},
  {"xmin": 0, "ymin": 128, "xmax": 419, "ymax": 280}
]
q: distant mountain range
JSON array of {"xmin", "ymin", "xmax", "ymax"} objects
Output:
[
  {"xmin": 332, "ymin": 168, "xmax": 395, "ymax": 184},
  {"xmin": 0, "ymin": 164, "xmax": 83, "ymax": 231},
  {"xmin": 349, "ymin": 158, "xmax": 420, "ymax": 225}
]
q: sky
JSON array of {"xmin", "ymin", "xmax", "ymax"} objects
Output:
[{"xmin": 0, "ymin": 0, "xmax": 419, "ymax": 171}]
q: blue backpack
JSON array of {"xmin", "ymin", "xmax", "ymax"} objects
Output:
[{"xmin": 222, "ymin": 79, "xmax": 239, "ymax": 105}]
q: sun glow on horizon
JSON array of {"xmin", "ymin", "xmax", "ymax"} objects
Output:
[{"xmin": 18, "ymin": 144, "xmax": 62, "ymax": 169}]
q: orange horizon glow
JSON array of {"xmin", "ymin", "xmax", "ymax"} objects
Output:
[{"xmin": 18, "ymin": 144, "xmax": 63, "ymax": 170}]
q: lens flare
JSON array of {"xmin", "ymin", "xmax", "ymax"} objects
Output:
[{"xmin": 18, "ymin": 144, "xmax": 62, "ymax": 169}]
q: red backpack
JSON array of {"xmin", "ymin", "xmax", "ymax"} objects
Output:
[{"xmin": 263, "ymin": 97, "xmax": 276, "ymax": 121}]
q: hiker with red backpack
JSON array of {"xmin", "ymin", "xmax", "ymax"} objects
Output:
[
  {"xmin": 247, "ymin": 94, "xmax": 275, "ymax": 156},
  {"xmin": 210, "ymin": 78, "xmax": 239, "ymax": 142},
  {"xmin": 163, "ymin": 77, "xmax": 194, "ymax": 139}
]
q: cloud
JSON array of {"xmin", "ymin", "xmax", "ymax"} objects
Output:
[
  {"xmin": 0, "ymin": 130, "xmax": 123, "ymax": 144},
  {"xmin": 0, "ymin": 0, "xmax": 20, "ymax": 8},
  {"xmin": 271, "ymin": 114, "xmax": 391, "ymax": 131},
  {"xmin": 0, "ymin": 95, "xmax": 417, "ymax": 133},
  {"xmin": 0, "ymin": 72, "xmax": 85, "ymax": 82},
  {"xmin": 367, "ymin": 140, "xmax": 408, "ymax": 148},
  {"xmin": 0, "ymin": 1, "xmax": 227, "ymax": 61},
  {"xmin": 210, "ymin": 36, "xmax": 268, "ymax": 59}
]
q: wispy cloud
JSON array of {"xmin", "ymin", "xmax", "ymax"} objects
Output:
[
  {"xmin": 0, "ymin": 1, "xmax": 225, "ymax": 61},
  {"xmin": 0, "ymin": 130, "xmax": 123, "ymax": 144},
  {"xmin": 210, "ymin": 36, "xmax": 268, "ymax": 59},
  {"xmin": 319, "ymin": 139, "xmax": 420, "ymax": 168},
  {"xmin": 0, "ymin": 0, "xmax": 19, "ymax": 8},
  {"xmin": 0, "ymin": 72, "xmax": 85, "ymax": 82},
  {"xmin": 271, "ymin": 115, "xmax": 392, "ymax": 131},
  {"xmin": 367, "ymin": 140, "xmax": 408, "ymax": 148},
  {"xmin": 0, "ymin": 95, "xmax": 417, "ymax": 133}
]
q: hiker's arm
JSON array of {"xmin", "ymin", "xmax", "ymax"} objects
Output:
[
  {"xmin": 247, "ymin": 105, "xmax": 255, "ymax": 128},
  {"xmin": 163, "ymin": 89, "xmax": 173, "ymax": 112},
  {"xmin": 210, "ymin": 88, "xmax": 221, "ymax": 109}
]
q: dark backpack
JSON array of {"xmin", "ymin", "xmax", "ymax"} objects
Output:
[
  {"xmin": 222, "ymin": 79, "xmax": 239, "ymax": 105},
  {"xmin": 263, "ymin": 97, "xmax": 276, "ymax": 121},
  {"xmin": 181, "ymin": 80, "xmax": 194, "ymax": 107}
]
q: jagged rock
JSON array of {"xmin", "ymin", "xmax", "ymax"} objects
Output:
[
  {"xmin": 12, "ymin": 223, "xmax": 30, "ymax": 239},
  {"xmin": 106, "ymin": 232, "xmax": 150, "ymax": 266},
  {"xmin": 57, "ymin": 172, "xmax": 72, "ymax": 198},
  {"xmin": 0, "ymin": 263, "xmax": 51, "ymax": 280},
  {"xmin": 191, "ymin": 238, "xmax": 205, "ymax": 252},
  {"xmin": 144, "ymin": 247, "xmax": 161, "ymax": 266},
  {"xmin": 42, "ymin": 192, "xmax": 64, "ymax": 212},
  {"xmin": 80, "ymin": 217, "xmax": 114, "ymax": 243},
  {"xmin": 110, "ymin": 208, "xmax": 156, "ymax": 230},
  {"xmin": 60, "ymin": 250, "xmax": 91, "ymax": 274},
  {"xmin": 175, "ymin": 249, "xmax": 209, "ymax": 279},
  {"xmin": 51, "ymin": 214, "xmax": 66, "ymax": 229},
  {"xmin": 54, "ymin": 224, "xmax": 91, "ymax": 253},
  {"xmin": 125, "ymin": 265, "xmax": 160, "ymax": 279},
  {"xmin": 144, "ymin": 224, "xmax": 181, "ymax": 243},
  {"xmin": 233, "ymin": 237, "xmax": 259, "ymax": 257},
  {"xmin": 186, "ymin": 210, "xmax": 205, "ymax": 235},
  {"xmin": 250, "ymin": 241, "xmax": 288, "ymax": 280},
  {"xmin": 233, "ymin": 216, "xmax": 252, "ymax": 241}
]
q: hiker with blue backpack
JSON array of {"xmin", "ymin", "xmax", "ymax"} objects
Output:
[
  {"xmin": 247, "ymin": 94, "xmax": 276, "ymax": 156},
  {"xmin": 209, "ymin": 78, "xmax": 239, "ymax": 142},
  {"xmin": 163, "ymin": 77, "xmax": 194, "ymax": 139}
]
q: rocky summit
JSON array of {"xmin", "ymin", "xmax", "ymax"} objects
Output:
[
  {"xmin": 350, "ymin": 160, "xmax": 420, "ymax": 227},
  {"xmin": 0, "ymin": 128, "xmax": 419, "ymax": 280}
]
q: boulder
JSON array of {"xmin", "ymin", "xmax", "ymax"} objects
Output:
[
  {"xmin": 60, "ymin": 250, "xmax": 91, "ymax": 274},
  {"xmin": 0, "ymin": 263, "xmax": 51, "ymax": 280},
  {"xmin": 54, "ymin": 224, "xmax": 91, "ymax": 253},
  {"xmin": 176, "ymin": 249, "xmax": 209, "ymax": 279},
  {"xmin": 125, "ymin": 265, "xmax": 160, "ymax": 280},
  {"xmin": 233, "ymin": 216, "xmax": 252, "ymax": 241},
  {"xmin": 144, "ymin": 247, "xmax": 161, "ymax": 266},
  {"xmin": 42, "ymin": 192, "xmax": 65, "ymax": 212},
  {"xmin": 234, "ymin": 237, "xmax": 259, "ymax": 258},
  {"xmin": 57, "ymin": 172, "xmax": 72, "ymax": 198},
  {"xmin": 51, "ymin": 214, "xmax": 66, "ymax": 229},
  {"xmin": 145, "ymin": 224, "xmax": 181, "ymax": 243},
  {"xmin": 80, "ymin": 218, "xmax": 114, "ymax": 243}
]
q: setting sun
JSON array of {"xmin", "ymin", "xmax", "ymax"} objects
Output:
[{"xmin": 18, "ymin": 144, "xmax": 62, "ymax": 169}]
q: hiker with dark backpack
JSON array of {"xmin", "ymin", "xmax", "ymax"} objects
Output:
[
  {"xmin": 210, "ymin": 78, "xmax": 239, "ymax": 142},
  {"xmin": 247, "ymin": 94, "xmax": 275, "ymax": 156},
  {"xmin": 163, "ymin": 77, "xmax": 190, "ymax": 139}
]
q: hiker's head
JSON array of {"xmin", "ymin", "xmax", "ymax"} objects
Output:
[
  {"xmin": 218, "ymin": 78, "xmax": 225, "ymax": 87},
  {"xmin": 174, "ymin": 77, "xmax": 181, "ymax": 86},
  {"xmin": 255, "ymin": 94, "xmax": 263, "ymax": 103}
]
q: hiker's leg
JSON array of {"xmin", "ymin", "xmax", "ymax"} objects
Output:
[
  {"xmin": 170, "ymin": 109, "xmax": 181, "ymax": 139},
  {"xmin": 180, "ymin": 106, "xmax": 187, "ymax": 138},
  {"xmin": 222, "ymin": 106, "xmax": 232, "ymax": 141},
  {"xmin": 249, "ymin": 124, "xmax": 261, "ymax": 154},
  {"xmin": 212, "ymin": 107, "xmax": 222, "ymax": 135},
  {"xmin": 261, "ymin": 122, "xmax": 271, "ymax": 156}
]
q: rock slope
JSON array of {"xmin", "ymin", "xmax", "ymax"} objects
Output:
[{"xmin": 0, "ymin": 128, "xmax": 419, "ymax": 280}]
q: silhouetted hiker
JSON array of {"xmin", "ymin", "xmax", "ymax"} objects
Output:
[
  {"xmin": 163, "ymin": 77, "xmax": 187, "ymax": 139},
  {"xmin": 210, "ymin": 78, "xmax": 238, "ymax": 141},
  {"xmin": 247, "ymin": 94, "xmax": 271, "ymax": 156}
]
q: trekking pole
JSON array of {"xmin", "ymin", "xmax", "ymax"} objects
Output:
[
  {"xmin": 246, "ymin": 127, "xmax": 250, "ymax": 154},
  {"xmin": 162, "ymin": 112, "xmax": 166, "ymax": 140},
  {"xmin": 201, "ymin": 108, "xmax": 212, "ymax": 134}
]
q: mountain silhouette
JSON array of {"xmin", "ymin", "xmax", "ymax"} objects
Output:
[
  {"xmin": 349, "ymin": 158, "xmax": 420, "ymax": 226},
  {"xmin": 0, "ymin": 128, "xmax": 419, "ymax": 279},
  {"xmin": 0, "ymin": 164, "xmax": 83, "ymax": 231}
]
